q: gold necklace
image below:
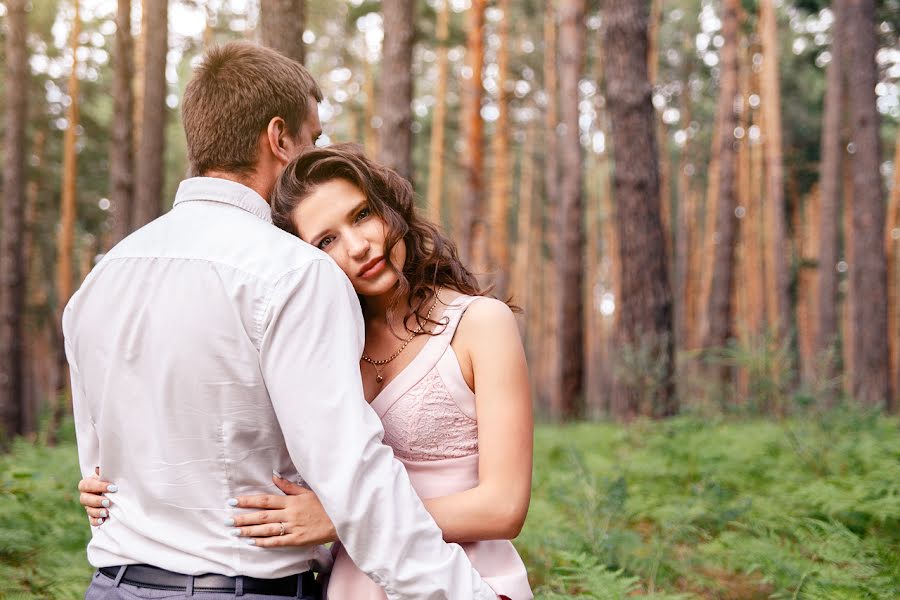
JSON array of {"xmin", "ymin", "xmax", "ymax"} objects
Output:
[{"xmin": 362, "ymin": 289, "xmax": 441, "ymax": 384}]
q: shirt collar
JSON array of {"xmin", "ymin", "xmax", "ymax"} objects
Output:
[{"xmin": 173, "ymin": 177, "xmax": 273, "ymax": 224}]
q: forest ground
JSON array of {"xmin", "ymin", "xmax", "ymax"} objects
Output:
[{"xmin": 1, "ymin": 411, "xmax": 898, "ymax": 599}]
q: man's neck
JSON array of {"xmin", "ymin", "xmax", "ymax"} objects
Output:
[{"xmin": 202, "ymin": 170, "xmax": 273, "ymax": 204}]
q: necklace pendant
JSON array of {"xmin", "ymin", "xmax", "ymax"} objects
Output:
[{"xmin": 376, "ymin": 374, "xmax": 384, "ymax": 384}]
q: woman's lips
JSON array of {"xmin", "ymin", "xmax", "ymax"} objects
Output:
[{"xmin": 358, "ymin": 257, "xmax": 386, "ymax": 279}]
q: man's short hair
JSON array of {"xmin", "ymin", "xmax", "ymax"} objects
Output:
[{"xmin": 181, "ymin": 41, "xmax": 323, "ymax": 177}]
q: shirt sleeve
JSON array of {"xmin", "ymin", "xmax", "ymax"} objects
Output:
[
  {"xmin": 260, "ymin": 258, "xmax": 495, "ymax": 600},
  {"xmin": 63, "ymin": 302, "xmax": 99, "ymax": 479}
]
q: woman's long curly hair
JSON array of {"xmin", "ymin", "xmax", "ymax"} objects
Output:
[{"xmin": 271, "ymin": 143, "xmax": 494, "ymax": 334}]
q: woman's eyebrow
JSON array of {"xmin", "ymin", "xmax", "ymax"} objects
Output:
[{"xmin": 346, "ymin": 201, "xmax": 367, "ymax": 220}]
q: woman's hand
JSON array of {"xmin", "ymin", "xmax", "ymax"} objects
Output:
[
  {"xmin": 229, "ymin": 474, "xmax": 337, "ymax": 547},
  {"xmin": 78, "ymin": 467, "xmax": 117, "ymax": 527}
]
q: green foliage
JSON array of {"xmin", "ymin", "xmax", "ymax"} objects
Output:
[{"xmin": 1, "ymin": 416, "xmax": 898, "ymax": 598}]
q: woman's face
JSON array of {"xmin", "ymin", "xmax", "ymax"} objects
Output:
[{"xmin": 291, "ymin": 178, "xmax": 406, "ymax": 297}]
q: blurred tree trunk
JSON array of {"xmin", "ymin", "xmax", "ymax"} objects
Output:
[
  {"xmin": 797, "ymin": 187, "xmax": 820, "ymax": 387},
  {"xmin": 887, "ymin": 128, "xmax": 900, "ymax": 411},
  {"xmin": 542, "ymin": 0, "xmax": 562, "ymax": 417},
  {"xmin": 364, "ymin": 59, "xmax": 378, "ymax": 159},
  {"xmin": 842, "ymin": 148, "xmax": 854, "ymax": 397},
  {"xmin": 702, "ymin": 0, "xmax": 740, "ymax": 382},
  {"xmin": 815, "ymin": 5, "xmax": 844, "ymax": 400},
  {"xmin": 759, "ymin": 0, "xmax": 791, "ymax": 366},
  {"xmin": 378, "ymin": 0, "xmax": 414, "ymax": 182},
  {"xmin": 648, "ymin": 0, "xmax": 672, "ymax": 264},
  {"xmin": 0, "ymin": 0, "xmax": 29, "ymax": 443},
  {"xmin": 134, "ymin": 0, "xmax": 146, "ymax": 157},
  {"xmin": 109, "ymin": 0, "xmax": 135, "ymax": 247},
  {"xmin": 259, "ymin": 0, "xmax": 306, "ymax": 63},
  {"xmin": 458, "ymin": 0, "xmax": 486, "ymax": 264},
  {"xmin": 426, "ymin": 0, "xmax": 451, "ymax": 228},
  {"xmin": 487, "ymin": 0, "xmax": 512, "ymax": 297},
  {"xmin": 49, "ymin": 0, "xmax": 83, "ymax": 446},
  {"xmin": 510, "ymin": 124, "xmax": 536, "ymax": 314},
  {"xmin": 555, "ymin": 0, "xmax": 586, "ymax": 419},
  {"xmin": 132, "ymin": 0, "xmax": 168, "ymax": 229},
  {"xmin": 843, "ymin": 0, "xmax": 889, "ymax": 407},
  {"xmin": 604, "ymin": 0, "xmax": 675, "ymax": 418}
]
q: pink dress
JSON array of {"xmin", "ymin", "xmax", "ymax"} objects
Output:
[{"xmin": 325, "ymin": 295, "xmax": 533, "ymax": 600}]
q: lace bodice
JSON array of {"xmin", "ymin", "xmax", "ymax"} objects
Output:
[{"xmin": 371, "ymin": 295, "xmax": 480, "ymax": 462}]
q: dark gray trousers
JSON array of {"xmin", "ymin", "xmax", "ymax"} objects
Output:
[{"xmin": 85, "ymin": 567, "xmax": 323, "ymax": 600}]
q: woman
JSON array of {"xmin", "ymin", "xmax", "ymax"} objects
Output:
[{"xmin": 77, "ymin": 144, "xmax": 533, "ymax": 599}]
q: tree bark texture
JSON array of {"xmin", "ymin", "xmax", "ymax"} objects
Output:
[
  {"xmin": 259, "ymin": 0, "xmax": 306, "ymax": 64},
  {"xmin": 133, "ymin": 0, "xmax": 168, "ymax": 229},
  {"xmin": 378, "ymin": 0, "xmax": 415, "ymax": 183},
  {"xmin": 459, "ymin": 0, "xmax": 486, "ymax": 265},
  {"xmin": 603, "ymin": 0, "xmax": 675, "ymax": 418},
  {"xmin": 487, "ymin": 0, "xmax": 512, "ymax": 297},
  {"xmin": 426, "ymin": 0, "xmax": 451, "ymax": 228},
  {"xmin": 109, "ymin": 0, "xmax": 135, "ymax": 246},
  {"xmin": 703, "ymin": 0, "xmax": 740, "ymax": 359},
  {"xmin": 0, "ymin": 0, "xmax": 29, "ymax": 441},
  {"xmin": 887, "ymin": 128, "xmax": 900, "ymax": 411},
  {"xmin": 815, "ymin": 3, "xmax": 844, "ymax": 395},
  {"xmin": 843, "ymin": 0, "xmax": 890, "ymax": 406}
]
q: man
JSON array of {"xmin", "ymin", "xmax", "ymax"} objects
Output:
[{"xmin": 66, "ymin": 41, "xmax": 497, "ymax": 600}]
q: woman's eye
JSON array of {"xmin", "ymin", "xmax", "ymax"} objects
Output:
[
  {"xmin": 317, "ymin": 236, "xmax": 335, "ymax": 250},
  {"xmin": 355, "ymin": 208, "xmax": 371, "ymax": 223}
]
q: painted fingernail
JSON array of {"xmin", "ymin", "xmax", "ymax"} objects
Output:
[
  {"xmin": 227, "ymin": 498, "xmax": 238, "ymax": 507},
  {"xmin": 101, "ymin": 499, "xmax": 110, "ymax": 508},
  {"xmin": 229, "ymin": 529, "xmax": 241, "ymax": 537},
  {"xmin": 224, "ymin": 518, "xmax": 235, "ymax": 526},
  {"xmin": 106, "ymin": 484, "xmax": 118, "ymax": 493},
  {"xmin": 244, "ymin": 539, "xmax": 256, "ymax": 545},
  {"xmin": 99, "ymin": 509, "xmax": 108, "ymax": 518},
  {"xmin": 97, "ymin": 518, "xmax": 104, "ymax": 525},
  {"xmin": 273, "ymin": 470, "xmax": 284, "ymax": 479}
]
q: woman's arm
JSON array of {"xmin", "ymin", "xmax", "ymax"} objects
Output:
[{"xmin": 421, "ymin": 298, "xmax": 533, "ymax": 542}]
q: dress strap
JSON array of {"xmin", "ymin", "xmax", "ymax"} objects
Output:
[{"xmin": 434, "ymin": 294, "xmax": 480, "ymax": 344}]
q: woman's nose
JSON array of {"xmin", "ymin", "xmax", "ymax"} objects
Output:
[{"xmin": 347, "ymin": 233, "xmax": 370, "ymax": 258}]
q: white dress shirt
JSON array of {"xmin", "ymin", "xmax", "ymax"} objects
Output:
[{"xmin": 65, "ymin": 177, "xmax": 497, "ymax": 599}]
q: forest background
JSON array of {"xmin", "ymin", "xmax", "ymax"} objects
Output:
[{"xmin": 0, "ymin": 0, "xmax": 899, "ymax": 598}]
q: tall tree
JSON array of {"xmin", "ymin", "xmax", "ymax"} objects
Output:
[
  {"xmin": 703, "ymin": 0, "xmax": 740, "ymax": 383},
  {"xmin": 378, "ymin": 0, "xmax": 415, "ymax": 182},
  {"xmin": 815, "ymin": 3, "xmax": 844, "ymax": 397},
  {"xmin": 887, "ymin": 129, "xmax": 900, "ymax": 410},
  {"xmin": 604, "ymin": 0, "xmax": 675, "ymax": 417},
  {"xmin": 556, "ymin": 0, "xmax": 586, "ymax": 418},
  {"xmin": 843, "ymin": 0, "xmax": 890, "ymax": 406},
  {"xmin": 109, "ymin": 0, "xmax": 135, "ymax": 246},
  {"xmin": 132, "ymin": 0, "xmax": 168, "ymax": 228},
  {"xmin": 487, "ymin": 0, "xmax": 512, "ymax": 297},
  {"xmin": 759, "ymin": 0, "xmax": 791, "ymax": 352},
  {"xmin": 458, "ymin": 0, "xmax": 486, "ymax": 264},
  {"xmin": 259, "ymin": 0, "xmax": 306, "ymax": 63},
  {"xmin": 426, "ymin": 0, "xmax": 452, "ymax": 227},
  {"xmin": 0, "ymin": 0, "xmax": 29, "ymax": 442}
]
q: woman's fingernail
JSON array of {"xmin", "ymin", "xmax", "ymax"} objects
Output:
[
  {"xmin": 224, "ymin": 518, "xmax": 235, "ymax": 526},
  {"xmin": 97, "ymin": 518, "xmax": 104, "ymax": 525},
  {"xmin": 99, "ymin": 509, "xmax": 108, "ymax": 518},
  {"xmin": 227, "ymin": 498, "xmax": 238, "ymax": 507},
  {"xmin": 244, "ymin": 539, "xmax": 256, "ymax": 545},
  {"xmin": 228, "ymin": 529, "xmax": 241, "ymax": 537},
  {"xmin": 101, "ymin": 499, "xmax": 110, "ymax": 508},
  {"xmin": 106, "ymin": 484, "xmax": 118, "ymax": 493},
  {"xmin": 272, "ymin": 470, "xmax": 283, "ymax": 479}
]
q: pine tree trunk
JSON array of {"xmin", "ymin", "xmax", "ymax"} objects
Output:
[
  {"xmin": 843, "ymin": 0, "xmax": 890, "ymax": 407},
  {"xmin": 604, "ymin": 0, "xmax": 675, "ymax": 418},
  {"xmin": 510, "ymin": 125, "xmax": 536, "ymax": 312},
  {"xmin": 378, "ymin": 0, "xmax": 415, "ymax": 182},
  {"xmin": 109, "ymin": 0, "xmax": 135, "ymax": 246},
  {"xmin": 459, "ymin": 0, "xmax": 486, "ymax": 265},
  {"xmin": 132, "ymin": 0, "xmax": 168, "ymax": 229},
  {"xmin": 886, "ymin": 128, "xmax": 900, "ymax": 411},
  {"xmin": 133, "ymin": 0, "xmax": 146, "ymax": 157},
  {"xmin": 0, "ymin": 0, "xmax": 29, "ymax": 443},
  {"xmin": 22, "ymin": 131, "xmax": 46, "ymax": 436},
  {"xmin": 487, "ymin": 0, "xmax": 512, "ymax": 297},
  {"xmin": 364, "ymin": 59, "xmax": 379, "ymax": 159},
  {"xmin": 815, "ymin": 4, "xmax": 844, "ymax": 399},
  {"xmin": 426, "ymin": 0, "xmax": 451, "ymax": 228},
  {"xmin": 759, "ymin": 0, "xmax": 791, "ymax": 356},
  {"xmin": 259, "ymin": 0, "xmax": 306, "ymax": 63},
  {"xmin": 703, "ymin": 0, "xmax": 740, "ymax": 375},
  {"xmin": 648, "ymin": 0, "xmax": 673, "ymax": 265}
]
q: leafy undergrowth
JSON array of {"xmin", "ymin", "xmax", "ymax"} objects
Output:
[{"xmin": 2, "ymin": 411, "xmax": 899, "ymax": 598}]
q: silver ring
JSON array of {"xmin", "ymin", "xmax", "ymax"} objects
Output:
[{"xmin": 278, "ymin": 522, "xmax": 285, "ymax": 536}]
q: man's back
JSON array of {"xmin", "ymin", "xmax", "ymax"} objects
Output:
[{"xmin": 66, "ymin": 178, "xmax": 344, "ymax": 576}]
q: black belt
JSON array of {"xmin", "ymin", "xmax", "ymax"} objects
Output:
[{"xmin": 99, "ymin": 564, "xmax": 319, "ymax": 597}]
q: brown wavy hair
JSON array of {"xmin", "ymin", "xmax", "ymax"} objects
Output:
[{"xmin": 271, "ymin": 143, "xmax": 493, "ymax": 334}]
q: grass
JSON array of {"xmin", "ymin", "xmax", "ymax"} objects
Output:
[{"xmin": 2, "ymin": 411, "xmax": 899, "ymax": 599}]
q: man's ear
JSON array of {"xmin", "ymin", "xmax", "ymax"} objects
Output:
[{"xmin": 265, "ymin": 116, "xmax": 293, "ymax": 165}]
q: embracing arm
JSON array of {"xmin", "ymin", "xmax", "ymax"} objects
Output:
[{"xmin": 422, "ymin": 298, "xmax": 534, "ymax": 543}]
